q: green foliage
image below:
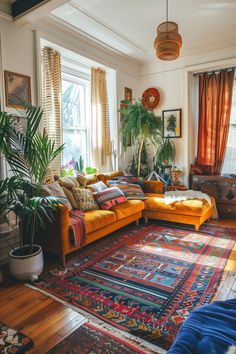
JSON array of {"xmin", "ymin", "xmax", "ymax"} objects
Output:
[
  {"xmin": 61, "ymin": 168, "xmax": 74, "ymax": 177},
  {"xmin": 120, "ymin": 100, "xmax": 161, "ymax": 177},
  {"xmin": 85, "ymin": 166, "xmax": 97, "ymax": 175},
  {"xmin": 120, "ymin": 100, "xmax": 162, "ymax": 149},
  {"xmin": 0, "ymin": 103, "xmax": 65, "ymax": 254},
  {"xmin": 154, "ymin": 138, "xmax": 176, "ymax": 166},
  {"xmin": 75, "ymin": 155, "xmax": 84, "ymax": 173}
]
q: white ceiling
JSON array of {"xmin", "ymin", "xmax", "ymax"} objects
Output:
[{"xmin": 51, "ymin": 0, "xmax": 236, "ymax": 64}]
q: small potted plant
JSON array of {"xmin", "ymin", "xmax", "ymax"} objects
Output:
[
  {"xmin": 154, "ymin": 138, "xmax": 176, "ymax": 167},
  {"xmin": 0, "ymin": 104, "xmax": 64, "ymax": 281}
]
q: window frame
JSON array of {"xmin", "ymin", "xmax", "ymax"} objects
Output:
[
  {"xmin": 61, "ymin": 69, "xmax": 91, "ymax": 167},
  {"xmin": 222, "ymin": 77, "xmax": 236, "ymax": 175}
]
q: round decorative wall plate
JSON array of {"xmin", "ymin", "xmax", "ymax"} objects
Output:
[{"xmin": 142, "ymin": 87, "xmax": 160, "ymax": 109}]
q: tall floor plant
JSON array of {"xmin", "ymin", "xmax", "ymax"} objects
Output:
[
  {"xmin": 0, "ymin": 103, "xmax": 64, "ymax": 256},
  {"xmin": 120, "ymin": 101, "xmax": 162, "ymax": 177}
]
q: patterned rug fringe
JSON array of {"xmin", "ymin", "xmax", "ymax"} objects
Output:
[{"xmin": 25, "ymin": 283, "xmax": 166, "ymax": 354}]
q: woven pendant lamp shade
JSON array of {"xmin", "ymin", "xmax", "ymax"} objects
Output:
[{"xmin": 154, "ymin": 21, "xmax": 182, "ymax": 60}]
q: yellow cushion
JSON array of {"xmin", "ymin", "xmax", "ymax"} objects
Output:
[
  {"xmin": 143, "ymin": 181, "xmax": 163, "ymax": 194},
  {"xmin": 111, "ymin": 200, "xmax": 145, "ymax": 220},
  {"xmin": 144, "ymin": 194, "xmax": 213, "ymax": 216},
  {"xmin": 84, "ymin": 210, "xmax": 116, "ymax": 233}
]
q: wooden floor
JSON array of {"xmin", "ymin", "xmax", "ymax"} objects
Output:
[
  {"xmin": 0, "ymin": 219, "xmax": 236, "ymax": 353},
  {"xmin": 0, "ymin": 285, "xmax": 84, "ymax": 353}
]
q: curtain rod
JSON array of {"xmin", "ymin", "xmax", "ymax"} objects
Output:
[{"xmin": 193, "ymin": 66, "xmax": 236, "ymax": 77}]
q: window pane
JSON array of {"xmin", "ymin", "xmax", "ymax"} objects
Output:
[
  {"xmin": 222, "ymin": 81, "xmax": 236, "ymax": 175},
  {"xmin": 63, "ymin": 129, "xmax": 87, "ymax": 166},
  {"xmin": 62, "ymin": 80, "xmax": 85, "ymax": 127}
]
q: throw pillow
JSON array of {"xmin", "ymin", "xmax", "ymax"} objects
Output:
[
  {"xmin": 88, "ymin": 181, "xmax": 107, "ymax": 193},
  {"xmin": 72, "ymin": 188, "xmax": 99, "ymax": 211},
  {"xmin": 62, "ymin": 186, "xmax": 78, "ymax": 209},
  {"xmin": 76, "ymin": 174, "xmax": 87, "ymax": 187},
  {"xmin": 59, "ymin": 176, "xmax": 80, "ymax": 189},
  {"xmin": 114, "ymin": 176, "xmax": 145, "ymax": 189},
  {"xmin": 93, "ymin": 187, "xmax": 127, "ymax": 210},
  {"xmin": 41, "ymin": 181, "xmax": 72, "ymax": 210},
  {"xmin": 107, "ymin": 181, "xmax": 147, "ymax": 200}
]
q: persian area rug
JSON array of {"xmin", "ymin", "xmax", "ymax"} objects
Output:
[
  {"xmin": 47, "ymin": 321, "xmax": 155, "ymax": 354},
  {"xmin": 33, "ymin": 224, "xmax": 235, "ymax": 350},
  {"xmin": 0, "ymin": 322, "xmax": 33, "ymax": 353}
]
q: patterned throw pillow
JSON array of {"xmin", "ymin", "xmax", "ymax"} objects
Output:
[
  {"xmin": 72, "ymin": 188, "xmax": 99, "ymax": 211},
  {"xmin": 114, "ymin": 176, "xmax": 145, "ymax": 189},
  {"xmin": 93, "ymin": 187, "xmax": 127, "ymax": 210},
  {"xmin": 107, "ymin": 181, "xmax": 147, "ymax": 200},
  {"xmin": 41, "ymin": 181, "xmax": 72, "ymax": 210},
  {"xmin": 88, "ymin": 181, "xmax": 107, "ymax": 193}
]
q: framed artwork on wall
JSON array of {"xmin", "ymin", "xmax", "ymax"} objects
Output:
[
  {"xmin": 4, "ymin": 71, "xmax": 31, "ymax": 108},
  {"xmin": 124, "ymin": 87, "xmax": 132, "ymax": 101},
  {"xmin": 162, "ymin": 109, "xmax": 182, "ymax": 138}
]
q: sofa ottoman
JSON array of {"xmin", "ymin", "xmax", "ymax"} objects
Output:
[{"xmin": 143, "ymin": 193, "xmax": 214, "ymax": 231}]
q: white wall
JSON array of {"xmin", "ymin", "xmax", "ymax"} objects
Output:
[
  {"xmin": 0, "ymin": 17, "xmax": 37, "ymax": 181},
  {"xmin": 0, "ymin": 17, "xmax": 37, "ymax": 113},
  {"xmin": 139, "ymin": 46, "xmax": 236, "ymax": 184}
]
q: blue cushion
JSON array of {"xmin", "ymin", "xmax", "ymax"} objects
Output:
[{"xmin": 168, "ymin": 299, "xmax": 236, "ymax": 354}]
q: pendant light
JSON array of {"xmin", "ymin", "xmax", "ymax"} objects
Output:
[{"xmin": 153, "ymin": 0, "xmax": 182, "ymax": 61}]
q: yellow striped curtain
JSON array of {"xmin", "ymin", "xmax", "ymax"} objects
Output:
[
  {"xmin": 42, "ymin": 47, "xmax": 62, "ymax": 180},
  {"xmin": 91, "ymin": 67, "xmax": 112, "ymax": 172}
]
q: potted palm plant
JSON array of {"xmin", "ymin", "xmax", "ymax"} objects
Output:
[
  {"xmin": 120, "ymin": 100, "xmax": 162, "ymax": 177},
  {"xmin": 0, "ymin": 104, "xmax": 64, "ymax": 280}
]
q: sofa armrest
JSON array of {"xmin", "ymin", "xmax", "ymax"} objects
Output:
[
  {"xmin": 143, "ymin": 180, "xmax": 163, "ymax": 194},
  {"xmin": 58, "ymin": 204, "xmax": 70, "ymax": 235}
]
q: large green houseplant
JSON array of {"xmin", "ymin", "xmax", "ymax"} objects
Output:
[
  {"xmin": 0, "ymin": 104, "xmax": 64, "ymax": 280},
  {"xmin": 120, "ymin": 100, "xmax": 162, "ymax": 177}
]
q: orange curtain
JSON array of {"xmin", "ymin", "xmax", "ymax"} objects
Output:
[{"xmin": 197, "ymin": 68, "xmax": 235, "ymax": 174}]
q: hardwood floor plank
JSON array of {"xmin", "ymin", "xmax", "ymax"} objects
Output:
[
  {"xmin": 25, "ymin": 308, "xmax": 76, "ymax": 336},
  {"xmin": 15, "ymin": 301, "xmax": 64, "ymax": 330},
  {"xmin": 31, "ymin": 332, "xmax": 62, "ymax": 354}
]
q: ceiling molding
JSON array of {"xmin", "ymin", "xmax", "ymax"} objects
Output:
[
  {"xmin": 13, "ymin": 0, "xmax": 69, "ymax": 26},
  {"xmin": 0, "ymin": 10, "xmax": 13, "ymax": 21},
  {"xmin": 70, "ymin": 1, "xmax": 148, "ymax": 55},
  {"xmin": 39, "ymin": 15, "xmax": 142, "ymax": 67},
  {"xmin": 142, "ymin": 42, "xmax": 236, "ymax": 67},
  {"xmin": 35, "ymin": 16, "xmax": 141, "ymax": 78}
]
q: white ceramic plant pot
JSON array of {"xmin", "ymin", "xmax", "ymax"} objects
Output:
[{"xmin": 9, "ymin": 245, "xmax": 44, "ymax": 281}]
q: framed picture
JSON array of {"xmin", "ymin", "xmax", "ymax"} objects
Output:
[
  {"xmin": 124, "ymin": 87, "xmax": 132, "ymax": 102},
  {"xmin": 120, "ymin": 100, "xmax": 131, "ymax": 146},
  {"xmin": 162, "ymin": 109, "xmax": 182, "ymax": 138},
  {"xmin": 4, "ymin": 71, "xmax": 31, "ymax": 108}
]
